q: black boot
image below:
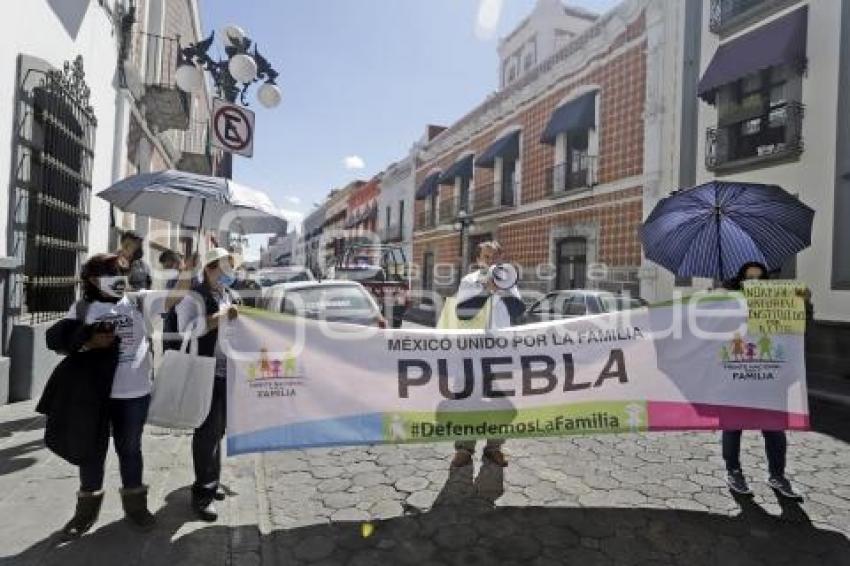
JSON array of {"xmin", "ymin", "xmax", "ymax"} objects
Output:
[
  {"xmin": 120, "ymin": 485, "xmax": 156, "ymax": 531},
  {"xmin": 62, "ymin": 491, "xmax": 104, "ymax": 539},
  {"xmin": 191, "ymin": 485, "xmax": 218, "ymax": 522}
]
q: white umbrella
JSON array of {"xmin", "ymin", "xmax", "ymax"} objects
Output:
[
  {"xmin": 97, "ymin": 170, "xmax": 287, "ymax": 234},
  {"xmin": 228, "ymin": 182, "xmax": 288, "ymax": 234}
]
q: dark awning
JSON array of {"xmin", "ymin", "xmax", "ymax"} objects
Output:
[
  {"xmin": 540, "ymin": 91, "xmax": 597, "ymax": 145},
  {"xmin": 698, "ymin": 6, "xmax": 808, "ymax": 103},
  {"xmin": 438, "ymin": 154, "xmax": 474, "ymax": 185},
  {"xmin": 475, "ymin": 130, "xmax": 520, "ymax": 168},
  {"xmin": 415, "ymin": 171, "xmax": 442, "ymax": 200}
]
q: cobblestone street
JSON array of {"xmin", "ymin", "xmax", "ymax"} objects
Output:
[
  {"xmin": 0, "ymin": 398, "xmax": 847, "ymax": 565},
  {"xmin": 259, "ymin": 400, "xmax": 850, "ymax": 565}
]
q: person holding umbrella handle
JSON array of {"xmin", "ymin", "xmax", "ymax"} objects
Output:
[{"xmin": 721, "ymin": 261, "xmax": 806, "ymax": 502}]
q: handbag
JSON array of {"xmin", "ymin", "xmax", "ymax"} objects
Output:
[{"xmin": 148, "ymin": 332, "xmax": 216, "ymax": 429}]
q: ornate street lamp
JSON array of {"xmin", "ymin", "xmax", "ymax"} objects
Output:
[
  {"xmin": 175, "ymin": 24, "xmax": 282, "ymax": 108},
  {"xmin": 454, "ymin": 209, "xmax": 476, "ymax": 274}
]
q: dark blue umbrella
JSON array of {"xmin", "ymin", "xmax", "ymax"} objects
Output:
[{"xmin": 640, "ymin": 181, "xmax": 814, "ymax": 281}]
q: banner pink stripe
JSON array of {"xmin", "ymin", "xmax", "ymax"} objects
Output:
[{"xmin": 647, "ymin": 401, "xmax": 809, "ymax": 431}]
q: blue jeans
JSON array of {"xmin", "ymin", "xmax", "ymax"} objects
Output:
[
  {"xmin": 722, "ymin": 430, "xmax": 787, "ymax": 478},
  {"xmin": 80, "ymin": 395, "xmax": 150, "ymax": 492}
]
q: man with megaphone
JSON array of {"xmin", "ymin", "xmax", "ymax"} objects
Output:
[{"xmin": 450, "ymin": 240, "xmax": 525, "ymax": 468}]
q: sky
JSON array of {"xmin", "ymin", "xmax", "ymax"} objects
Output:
[{"xmin": 200, "ymin": 0, "xmax": 620, "ymax": 243}]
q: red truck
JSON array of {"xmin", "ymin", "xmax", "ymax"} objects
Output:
[{"xmin": 328, "ymin": 244, "xmax": 410, "ymax": 328}]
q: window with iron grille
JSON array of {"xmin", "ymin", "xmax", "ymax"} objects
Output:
[
  {"xmin": 8, "ymin": 55, "xmax": 96, "ymax": 324},
  {"xmin": 707, "ymin": 65, "xmax": 804, "ymax": 171}
]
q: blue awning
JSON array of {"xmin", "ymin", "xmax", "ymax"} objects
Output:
[
  {"xmin": 475, "ymin": 131, "xmax": 520, "ymax": 168},
  {"xmin": 415, "ymin": 171, "xmax": 442, "ymax": 200},
  {"xmin": 698, "ymin": 6, "xmax": 808, "ymax": 103},
  {"xmin": 438, "ymin": 154, "xmax": 474, "ymax": 185},
  {"xmin": 540, "ymin": 91, "xmax": 597, "ymax": 145}
]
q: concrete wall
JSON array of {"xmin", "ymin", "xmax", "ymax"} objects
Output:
[
  {"xmin": 0, "ymin": 1, "xmax": 122, "ymax": 402},
  {"xmin": 8, "ymin": 322, "xmax": 62, "ymax": 402},
  {"xmin": 0, "ymin": 356, "xmax": 9, "ymax": 405},
  {"xmin": 695, "ymin": 0, "xmax": 850, "ymax": 324},
  {"xmin": 377, "ymin": 153, "xmax": 416, "ymax": 261},
  {"xmin": 639, "ymin": 0, "xmax": 698, "ymax": 303},
  {"xmin": 0, "ymin": 0, "xmax": 121, "ymax": 259},
  {"xmin": 499, "ymin": 0, "xmax": 597, "ymax": 88}
]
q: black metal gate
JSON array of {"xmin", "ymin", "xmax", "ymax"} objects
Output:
[{"xmin": 7, "ymin": 55, "xmax": 96, "ymax": 326}]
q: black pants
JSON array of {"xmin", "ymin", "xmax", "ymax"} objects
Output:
[
  {"xmin": 192, "ymin": 377, "xmax": 227, "ymax": 496},
  {"xmin": 722, "ymin": 430, "xmax": 787, "ymax": 478},
  {"xmin": 80, "ymin": 395, "xmax": 150, "ymax": 492}
]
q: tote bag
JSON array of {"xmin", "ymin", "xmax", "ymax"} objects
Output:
[{"xmin": 148, "ymin": 333, "xmax": 216, "ymax": 429}]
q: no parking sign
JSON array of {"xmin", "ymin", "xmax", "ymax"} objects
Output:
[{"xmin": 212, "ymin": 98, "xmax": 255, "ymax": 158}]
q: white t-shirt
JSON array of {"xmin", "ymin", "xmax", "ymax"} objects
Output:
[
  {"xmin": 65, "ymin": 293, "xmax": 166, "ymax": 399},
  {"xmin": 175, "ymin": 287, "xmax": 232, "ymax": 378},
  {"xmin": 456, "ymin": 270, "xmax": 522, "ymax": 330}
]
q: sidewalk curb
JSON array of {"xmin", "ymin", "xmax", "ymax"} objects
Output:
[{"xmin": 254, "ymin": 452, "xmax": 276, "ymax": 565}]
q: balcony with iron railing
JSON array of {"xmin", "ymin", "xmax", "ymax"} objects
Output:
[
  {"xmin": 709, "ymin": 0, "xmax": 789, "ymax": 35},
  {"xmin": 471, "ymin": 181, "xmax": 517, "ymax": 215},
  {"xmin": 124, "ymin": 32, "xmax": 191, "ymax": 132},
  {"xmin": 547, "ymin": 156, "xmax": 597, "ymax": 197},
  {"xmin": 706, "ymin": 101, "xmax": 804, "ymax": 172}
]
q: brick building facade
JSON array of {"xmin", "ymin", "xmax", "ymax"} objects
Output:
[
  {"xmin": 346, "ymin": 177, "xmax": 380, "ymax": 240},
  {"xmin": 413, "ymin": 2, "xmax": 650, "ymax": 303}
]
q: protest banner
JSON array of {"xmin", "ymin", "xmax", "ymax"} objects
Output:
[{"xmin": 223, "ymin": 289, "xmax": 808, "ymax": 455}]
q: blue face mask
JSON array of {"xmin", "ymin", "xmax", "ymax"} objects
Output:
[{"xmin": 218, "ymin": 273, "xmax": 236, "ymax": 288}]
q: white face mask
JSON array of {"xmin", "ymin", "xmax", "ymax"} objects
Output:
[
  {"xmin": 160, "ymin": 269, "xmax": 180, "ymax": 282},
  {"xmin": 97, "ymin": 276, "xmax": 129, "ymax": 298}
]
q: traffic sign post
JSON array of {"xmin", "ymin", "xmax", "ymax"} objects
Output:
[{"xmin": 212, "ymin": 98, "xmax": 255, "ymax": 158}]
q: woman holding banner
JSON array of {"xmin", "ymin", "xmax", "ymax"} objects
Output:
[
  {"xmin": 720, "ymin": 262, "xmax": 805, "ymax": 501},
  {"xmin": 175, "ymin": 248, "xmax": 239, "ymax": 521}
]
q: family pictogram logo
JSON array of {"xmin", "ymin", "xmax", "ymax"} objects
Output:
[
  {"xmin": 247, "ymin": 347, "xmax": 303, "ymax": 381},
  {"xmin": 719, "ymin": 333, "xmax": 785, "ymax": 364}
]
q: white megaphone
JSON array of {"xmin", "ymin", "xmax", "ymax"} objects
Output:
[{"xmin": 488, "ymin": 263, "xmax": 518, "ymax": 290}]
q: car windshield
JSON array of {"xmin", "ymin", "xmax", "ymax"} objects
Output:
[
  {"xmin": 257, "ymin": 270, "xmax": 311, "ymax": 287},
  {"xmin": 334, "ymin": 267, "xmax": 385, "ymax": 282},
  {"xmin": 344, "ymin": 247, "xmax": 407, "ymax": 280},
  {"xmin": 599, "ymin": 295, "xmax": 645, "ymax": 312},
  {"xmin": 282, "ymin": 286, "xmax": 375, "ymax": 316}
]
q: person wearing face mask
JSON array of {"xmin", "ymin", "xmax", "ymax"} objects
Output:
[
  {"xmin": 230, "ymin": 266, "xmax": 261, "ymax": 308},
  {"xmin": 450, "ymin": 241, "xmax": 525, "ymax": 469},
  {"xmin": 39, "ymin": 253, "xmax": 191, "ymax": 538},
  {"xmin": 159, "ymin": 250, "xmax": 188, "ymax": 352},
  {"xmin": 720, "ymin": 261, "xmax": 805, "ymax": 501},
  {"xmin": 174, "ymin": 248, "xmax": 239, "ymax": 521},
  {"xmin": 158, "ymin": 250, "xmax": 183, "ymax": 285},
  {"xmin": 116, "ymin": 231, "xmax": 152, "ymax": 291}
]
